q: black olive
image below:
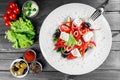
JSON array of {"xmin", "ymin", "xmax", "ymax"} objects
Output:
[
  {"xmin": 23, "ymin": 68, "xmax": 27, "ymax": 74},
  {"xmin": 19, "ymin": 60, "xmax": 25, "ymax": 64},
  {"xmin": 14, "ymin": 66, "xmax": 19, "ymax": 71},
  {"xmin": 85, "ymin": 48, "xmax": 88, "ymax": 52},
  {"xmin": 83, "ymin": 22, "xmax": 91, "ymax": 28},
  {"xmin": 61, "ymin": 51, "xmax": 70, "ymax": 58},
  {"xmin": 53, "ymin": 29, "xmax": 61, "ymax": 38}
]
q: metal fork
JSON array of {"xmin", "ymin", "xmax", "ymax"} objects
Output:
[{"xmin": 90, "ymin": 0, "xmax": 109, "ymax": 21}]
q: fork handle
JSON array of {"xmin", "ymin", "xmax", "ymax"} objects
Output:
[
  {"xmin": 97, "ymin": 0, "xmax": 109, "ymax": 9},
  {"xmin": 96, "ymin": 0, "xmax": 109, "ymax": 14}
]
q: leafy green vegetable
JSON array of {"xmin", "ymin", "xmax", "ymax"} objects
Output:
[
  {"xmin": 5, "ymin": 17, "xmax": 36, "ymax": 49},
  {"xmin": 65, "ymin": 32, "xmax": 78, "ymax": 46},
  {"xmin": 5, "ymin": 30, "xmax": 17, "ymax": 43},
  {"xmin": 53, "ymin": 37, "xmax": 58, "ymax": 42},
  {"xmin": 25, "ymin": 2, "xmax": 32, "ymax": 8},
  {"xmin": 56, "ymin": 47, "xmax": 64, "ymax": 52},
  {"xmin": 89, "ymin": 46, "xmax": 93, "ymax": 49},
  {"xmin": 33, "ymin": 8, "xmax": 36, "ymax": 11}
]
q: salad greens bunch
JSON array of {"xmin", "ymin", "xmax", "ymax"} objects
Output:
[{"xmin": 5, "ymin": 17, "xmax": 36, "ymax": 49}]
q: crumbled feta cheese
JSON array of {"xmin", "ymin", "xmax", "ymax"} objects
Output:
[
  {"xmin": 73, "ymin": 18, "xmax": 83, "ymax": 27},
  {"xmin": 82, "ymin": 31, "xmax": 94, "ymax": 42},
  {"xmin": 60, "ymin": 32, "xmax": 69, "ymax": 41},
  {"xmin": 71, "ymin": 48, "xmax": 81, "ymax": 57}
]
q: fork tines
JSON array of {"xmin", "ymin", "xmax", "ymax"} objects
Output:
[{"xmin": 90, "ymin": 9, "xmax": 102, "ymax": 21}]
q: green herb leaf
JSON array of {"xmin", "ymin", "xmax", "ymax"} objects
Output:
[
  {"xmin": 33, "ymin": 8, "xmax": 37, "ymax": 11},
  {"xmin": 27, "ymin": 11, "xmax": 31, "ymax": 16},
  {"xmin": 89, "ymin": 46, "xmax": 93, "ymax": 49},
  {"xmin": 56, "ymin": 48, "xmax": 65, "ymax": 53},
  {"xmin": 53, "ymin": 37, "xmax": 58, "ymax": 42},
  {"xmin": 25, "ymin": 2, "xmax": 32, "ymax": 8},
  {"xmin": 65, "ymin": 32, "xmax": 78, "ymax": 46}
]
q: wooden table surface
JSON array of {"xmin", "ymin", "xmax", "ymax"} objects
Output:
[{"xmin": 0, "ymin": 0, "xmax": 120, "ymax": 80}]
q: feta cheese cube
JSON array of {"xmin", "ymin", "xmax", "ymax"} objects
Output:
[
  {"xmin": 60, "ymin": 32, "xmax": 69, "ymax": 41},
  {"xmin": 71, "ymin": 48, "xmax": 81, "ymax": 57},
  {"xmin": 82, "ymin": 31, "xmax": 94, "ymax": 42},
  {"xmin": 73, "ymin": 18, "xmax": 83, "ymax": 27}
]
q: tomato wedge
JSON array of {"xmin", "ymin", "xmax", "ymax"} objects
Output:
[
  {"xmin": 59, "ymin": 25, "xmax": 70, "ymax": 33},
  {"xmin": 67, "ymin": 53, "xmax": 77, "ymax": 60}
]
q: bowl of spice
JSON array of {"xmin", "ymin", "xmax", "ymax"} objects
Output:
[
  {"xmin": 30, "ymin": 61, "xmax": 42, "ymax": 74},
  {"xmin": 10, "ymin": 59, "xmax": 29, "ymax": 78},
  {"xmin": 23, "ymin": 49, "xmax": 36, "ymax": 63},
  {"xmin": 22, "ymin": 0, "xmax": 39, "ymax": 17}
]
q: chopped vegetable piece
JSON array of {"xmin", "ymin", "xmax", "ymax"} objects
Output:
[
  {"xmin": 65, "ymin": 32, "xmax": 78, "ymax": 46},
  {"xmin": 5, "ymin": 17, "xmax": 36, "ymax": 49}
]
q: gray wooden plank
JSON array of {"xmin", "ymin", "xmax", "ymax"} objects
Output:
[
  {"xmin": 99, "ymin": 51, "xmax": 120, "ymax": 69},
  {"xmin": 0, "ymin": 51, "xmax": 120, "ymax": 71},
  {"xmin": 68, "ymin": 70, "xmax": 120, "ymax": 80},
  {"xmin": 105, "ymin": 0, "xmax": 120, "ymax": 11},
  {"xmin": 0, "ymin": 71, "xmax": 67, "ymax": 80},
  {"xmin": 112, "ymin": 31, "xmax": 120, "ymax": 42},
  {"xmin": 112, "ymin": 42, "xmax": 120, "ymax": 50},
  {"xmin": 0, "ymin": 70, "xmax": 120, "ymax": 80},
  {"xmin": 62, "ymin": 0, "xmax": 120, "ymax": 11},
  {"xmin": 104, "ymin": 12, "xmax": 120, "ymax": 30}
]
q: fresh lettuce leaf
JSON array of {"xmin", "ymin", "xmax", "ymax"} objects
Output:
[
  {"xmin": 5, "ymin": 30, "xmax": 17, "ymax": 43},
  {"xmin": 5, "ymin": 17, "xmax": 35, "ymax": 49},
  {"xmin": 65, "ymin": 32, "xmax": 78, "ymax": 46}
]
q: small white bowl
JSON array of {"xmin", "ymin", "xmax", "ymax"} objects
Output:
[
  {"xmin": 10, "ymin": 59, "xmax": 29, "ymax": 78},
  {"xmin": 22, "ymin": 0, "xmax": 39, "ymax": 18},
  {"xmin": 30, "ymin": 61, "xmax": 42, "ymax": 74},
  {"xmin": 23, "ymin": 49, "xmax": 36, "ymax": 63}
]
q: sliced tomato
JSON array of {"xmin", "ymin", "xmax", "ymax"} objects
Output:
[
  {"xmin": 72, "ymin": 24, "xmax": 78, "ymax": 30},
  {"xmin": 54, "ymin": 38, "xmax": 65, "ymax": 50},
  {"xmin": 81, "ymin": 49, "xmax": 85, "ymax": 57},
  {"xmin": 79, "ymin": 22, "xmax": 85, "ymax": 29},
  {"xmin": 67, "ymin": 53, "xmax": 77, "ymax": 60},
  {"xmin": 59, "ymin": 25, "xmax": 70, "ymax": 33},
  {"xmin": 89, "ymin": 40, "xmax": 96, "ymax": 46},
  {"xmin": 81, "ymin": 28, "xmax": 90, "ymax": 34}
]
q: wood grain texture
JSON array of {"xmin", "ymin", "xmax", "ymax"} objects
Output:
[
  {"xmin": 0, "ymin": 0, "xmax": 120, "ymax": 79},
  {"xmin": 0, "ymin": 70, "xmax": 120, "ymax": 80}
]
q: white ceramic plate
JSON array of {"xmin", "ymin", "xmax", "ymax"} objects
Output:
[{"xmin": 39, "ymin": 3, "xmax": 112, "ymax": 75}]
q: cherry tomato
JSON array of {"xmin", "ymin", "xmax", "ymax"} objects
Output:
[
  {"xmin": 3, "ymin": 14, "xmax": 9, "ymax": 20},
  {"xmin": 4, "ymin": 20, "xmax": 11, "ymax": 26},
  {"xmin": 9, "ymin": 13, "xmax": 16, "ymax": 20},
  {"xmin": 59, "ymin": 25, "xmax": 70, "ymax": 33},
  {"xmin": 6, "ymin": 8, "xmax": 12, "ymax": 14},
  {"xmin": 9, "ymin": 2, "xmax": 17, "ymax": 9},
  {"xmin": 13, "ymin": 7, "xmax": 20, "ymax": 14}
]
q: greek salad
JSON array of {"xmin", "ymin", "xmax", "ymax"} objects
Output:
[{"xmin": 53, "ymin": 17, "xmax": 96, "ymax": 60}]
